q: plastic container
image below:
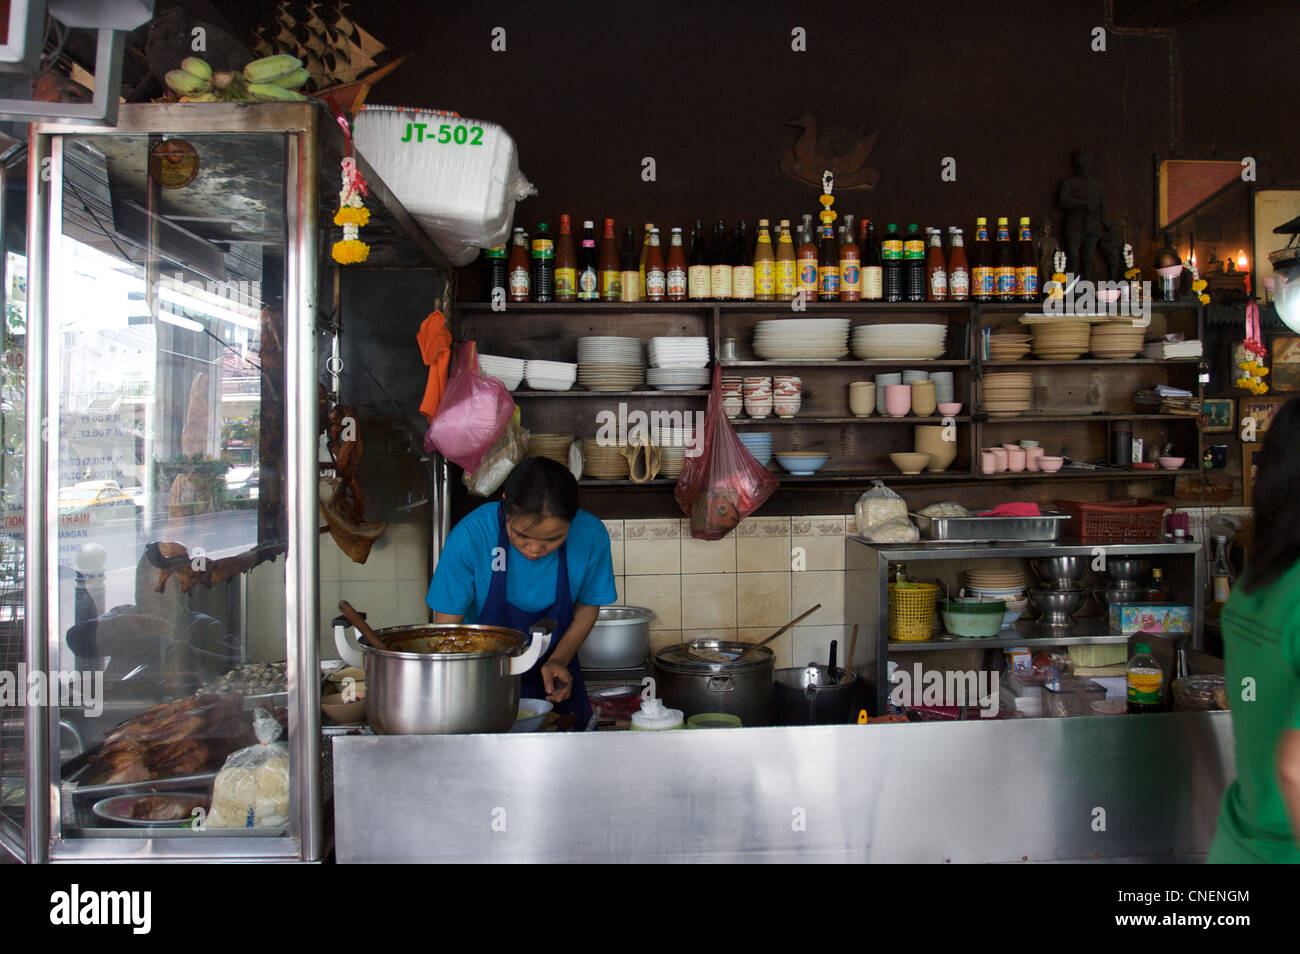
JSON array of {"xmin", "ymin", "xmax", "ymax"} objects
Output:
[
  {"xmin": 1041, "ymin": 677, "xmax": 1107, "ymax": 717},
  {"xmin": 686, "ymin": 712, "xmax": 743, "ymax": 729},
  {"xmin": 630, "ymin": 698, "xmax": 684, "ymax": 730},
  {"xmin": 939, "ymin": 598, "xmax": 1004, "ymax": 638},
  {"xmin": 888, "ymin": 582, "xmax": 940, "ymax": 641},
  {"xmin": 1053, "ymin": 498, "xmax": 1170, "ymax": 543},
  {"xmin": 1126, "ymin": 642, "xmax": 1165, "ymax": 713}
]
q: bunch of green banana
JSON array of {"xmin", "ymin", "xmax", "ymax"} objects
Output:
[{"xmin": 165, "ymin": 54, "xmax": 312, "ymax": 103}]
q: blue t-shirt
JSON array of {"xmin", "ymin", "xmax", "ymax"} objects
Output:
[{"xmin": 426, "ymin": 502, "xmax": 616, "ymax": 622}]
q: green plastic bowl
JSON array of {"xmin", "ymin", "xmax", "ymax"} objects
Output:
[
  {"xmin": 686, "ymin": 712, "xmax": 743, "ymax": 729},
  {"xmin": 940, "ymin": 598, "xmax": 1005, "ymax": 638}
]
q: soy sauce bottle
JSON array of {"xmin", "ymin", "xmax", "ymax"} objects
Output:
[
  {"xmin": 531, "ymin": 222, "xmax": 554, "ymax": 303},
  {"xmin": 882, "ymin": 223, "xmax": 904, "ymax": 303},
  {"xmin": 904, "ymin": 223, "xmax": 926, "ymax": 302}
]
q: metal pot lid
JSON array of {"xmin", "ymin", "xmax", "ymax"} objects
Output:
[
  {"xmin": 655, "ymin": 639, "xmax": 773, "ymax": 673},
  {"xmin": 594, "ymin": 606, "xmax": 656, "ymax": 625},
  {"xmin": 361, "ymin": 623, "xmax": 527, "ymax": 660}
]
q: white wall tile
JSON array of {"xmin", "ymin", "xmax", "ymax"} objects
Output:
[{"xmin": 681, "ymin": 574, "xmax": 738, "ymax": 630}]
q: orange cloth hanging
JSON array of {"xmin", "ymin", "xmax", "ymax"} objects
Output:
[{"xmin": 417, "ymin": 310, "xmax": 453, "ymax": 421}]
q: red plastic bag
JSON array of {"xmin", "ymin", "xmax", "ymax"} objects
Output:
[
  {"xmin": 423, "ymin": 341, "xmax": 515, "ymax": 473},
  {"xmin": 674, "ymin": 366, "xmax": 780, "ymax": 540}
]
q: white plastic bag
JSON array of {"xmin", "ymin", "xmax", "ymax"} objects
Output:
[
  {"xmin": 854, "ymin": 480, "xmax": 909, "ymax": 534},
  {"xmin": 205, "ymin": 708, "xmax": 289, "ymax": 829},
  {"xmin": 465, "ymin": 413, "xmax": 527, "ymax": 497},
  {"xmin": 354, "ymin": 105, "xmax": 536, "ymax": 265}
]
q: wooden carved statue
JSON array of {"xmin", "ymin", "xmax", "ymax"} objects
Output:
[
  {"xmin": 781, "ymin": 114, "xmax": 880, "ymax": 191},
  {"xmin": 1057, "ymin": 148, "xmax": 1111, "ymax": 282}
]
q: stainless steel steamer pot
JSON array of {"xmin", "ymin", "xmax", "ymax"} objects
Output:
[
  {"xmin": 334, "ymin": 620, "xmax": 553, "ymax": 734},
  {"xmin": 652, "ymin": 640, "xmax": 775, "ymax": 726},
  {"xmin": 578, "ymin": 606, "xmax": 655, "ymax": 670}
]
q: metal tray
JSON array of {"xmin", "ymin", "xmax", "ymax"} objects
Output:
[
  {"xmin": 911, "ymin": 512, "xmax": 1071, "ymax": 542},
  {"xmin": 60, "ymin": 744, "xmax": 221, "ymax": 830}
]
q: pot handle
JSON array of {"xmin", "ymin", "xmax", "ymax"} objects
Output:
[
  {"xmin": 509, "ymin": 618, "xmax": 556, "ymax": 675},
  {"xmin": 332, "ymin": 614, "xmax": 365, "ymax": 669}
]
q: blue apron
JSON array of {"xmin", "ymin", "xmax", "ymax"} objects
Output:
[{"xmin": 479, "ymin": 506, "xmax": 591, "ymax": 728}]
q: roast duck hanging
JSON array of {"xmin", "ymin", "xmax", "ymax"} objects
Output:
[{"xmin": 319, "ymin": 391, "xmax": 389, "ymax": 563}]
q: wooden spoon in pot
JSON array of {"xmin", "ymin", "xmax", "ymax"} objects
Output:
[
  {"xmin": 338, "ymin": 600, "xmax": 384, "ymax": 650},
  {"xmin": 730, "ymin": 603, "xmax": 823, "ymax": 663}
]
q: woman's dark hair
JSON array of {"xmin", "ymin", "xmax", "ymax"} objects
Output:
[
  {"xmin": 1243, "ymin": 395, "xmax": 1300, "ymax": 592},
  {"xmin": 501, "ymin": 456, "xmax": 579, "ymax": 524}
]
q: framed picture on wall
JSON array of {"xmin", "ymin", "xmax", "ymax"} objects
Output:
[
  {"xmin": 1241, "ymin": 395, "xmax": 1287, "ymax": 442},
  {"xmin": 1252, "ymin": 187, "xmax": 1300, "ymax": 291},
  {"xmin": 1270, "ymin": 336, "xmax": 1300, "ymax": 392},
  {"xmin": 1200, "ymin": 398, "xmax": 1235, "ymax": 433},
  {"xmin": 1243, "ymin": 444, "xmax": 1261, "ymax": 506}
]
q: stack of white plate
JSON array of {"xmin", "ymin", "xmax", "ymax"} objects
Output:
[
  {"xmin": 647, "ymin": 337, "xmax": 710, "ymax": 369},
  {"xmin": 1030, "ymin": 321, "xmax": 1091, "ymax": 359},
  {"xmin": 477, "ymin": 353, "xmax": 525, "ymax": 390},
  {"xmin": 965, "ymin": 567, "xmax": 1028, "ymax": 603},
  {"xmin": 581, "ymin": 439, "xmax": 630, "ymax": 479},
  {"xmin": 1089, "ymin": 323, "xmax": 1146, "ymax": 359},
  {"xmin": 851, "ymin": 323, "xmax": 948, "ymax": 360},
  {"xmin": 646, "ymin": 367, "xmax": 710, "ymax": 391},
  {"xmin": 577, "ymin": 336, "xmax": 644, "ymax": 391},
  {"xmin": 982, "ymin": 372, "xmax": 1032, "ymax": 417},
  {"xmin": 524, "ymin": 359, "xmax": 577, "ymax": 391},
  {"xmin": 525, "ymin": 433, "xmax": 574, "ymax": 465},
  {"xmin": 753, "ymin": 319, "xmax": 850, "ymax": 360}
]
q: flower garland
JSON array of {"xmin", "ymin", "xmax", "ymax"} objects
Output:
[
  {"xmin": 1187, "ymin": 259, "xmax": 1209, "ymax": 306},
  {"xmin": 332, "ymin": 156, "xmax": 370, "ymax": 265},
  {"xmin": 1045, "ymin": 250, "xmax": 1068, "ymax": 300},
  {"xmin": 1238, "ymin": 277, "xmax": 1269, "ymax": 394}
]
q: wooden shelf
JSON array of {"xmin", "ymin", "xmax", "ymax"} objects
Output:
[
  {"xmin": 974, "ymin": 468, "xmax": 1201, "ymax": 480},
  {"xmin": 979, "ymin": 413, "xmax": 1199, "ymax": 423},
  {"xmin": 981, "ymin": 359, "xmax": 1200, "ymax": 367},
  {"xmin": 511, "ymin": 389, "xmax": 709, "ymax": 397},
  {"xmin": 730, "ymin": 416, "xmax": 972, "ymax": 425},
  {"xmin": 720, "ymin": 359, "xmax": 970, "ymax": 367}
]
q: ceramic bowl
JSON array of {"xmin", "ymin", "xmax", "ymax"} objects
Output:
[
  {"xmin": 889, "ymin": 452, "xmax": 931, "ymax": 475},
  {"xmin": 1159, "ymin": 456, "xmax": 1185, "ymax": 470},
  {"xmin": 937, "ymin": 402, "xmax": 962, "ymax": 416},
  {"xmin": 1037, "ymin": 456, "xmax": 1064, "ymax": 473},
  {"xmin": 776, "ymin": 452, "xmax": 829, "ymax": 475}
]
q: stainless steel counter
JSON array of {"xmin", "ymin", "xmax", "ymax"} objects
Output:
[{"xmin": 333, "ymin": 710, "xmax": 1233, "ymax": 863}]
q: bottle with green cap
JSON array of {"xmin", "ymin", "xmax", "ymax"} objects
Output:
[
  {"xmin": 1126, "ymin": 642, "xmax": 1165, "ymax": 713},
  {"xmin": 904, "ymin": 223, "xmax": 926, "ymax": 302}
]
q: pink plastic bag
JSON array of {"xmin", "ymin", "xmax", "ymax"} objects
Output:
[
  {"xmin": 424, "ymin": 341, "xmax": 515, "ymax": 473},
  {"xmin": 674, "ymin": 366, "xmax": 780, "ymax": 540}
]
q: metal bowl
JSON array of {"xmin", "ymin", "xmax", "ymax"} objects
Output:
[
  {"xmin": 1105, "ymin": 558, "xmax": 1149, "ymax": 583},
  {"xmin": 1029, "ymin": 557, "xmax": 1089, "ymax": 587},
  {"xmin": 577, "ymin": 606, "xmax": 655, "ymax": 670},
  {"xmin": 1028, "ymin": 588, "xmax": 1086, "ymax": 624},
  {"xmin": 1099, "ymin": 587, "xmax": 1144, "ymax": 610}
]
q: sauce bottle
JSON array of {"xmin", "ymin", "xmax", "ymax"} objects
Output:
[
  {"xmin": 839, "ymin": 214, "xmax": 861, "ymax": 301},
  {"xmin": 775, "ymin": 219, "xmax": 797, "ymax": 300},
  {"xmin": 639, "ymin": 222, "xmax": 653, "ymax": 295},
  {"xmin": 577, "ymin": 220, "xmax": 599, "ymax": 301},
  {"xmin": 994, "ymin": 216, "xmax": 1015, "ymax": 301},
  {"xmin": 484, "ymin": 245, "xmax": 507, "ymax": 301},
  {"xmin": 619, "ymin": 225, "xmax": 642, "ymax": 302},
  {"xmin": 971, "ymin": 217, "xmax": 993, "ymax": 301},
  {"xmin": 754, "ymin": 219, "xmax": 777, "ymax": 301},
  {"xmin": 710, "ymin": 219, "xmax": 733, "ymax": 300},
  {"xmin": 903, "ymin": 223, "xmax": 926, "ymax": 302},
  {"xmin": 507, "ymin": 227, "xmax": 531, "ymax": 302},
  {"xmin": 861, "ymin": 219, "xmax": 883, "ymax": 301},
  {"xmin": 732, "ymin": 221, "xmax": 756, "ymax": 301},
  {"xmin": 531, "ymin": 222, "xmax": 554, "ymax": 303},
  {"xmin": 1210, "ymin": 536, "xmax": 1233, "ymax": 614},
  {"xmin": 688, "ymin": 220, "xmax": 711, "ymax": 300},
  {"xmin": 882, "ymin": 223, "xmax": 904, "ymax": 302},
  {"xmin": 554, "ymin": 214, "xmax": 577, "ymax": 302},
  {"xmin": 1145, "ymin": 567, "xmax": 1171, "ymax": 602},
  {"xmin": 666, "ymin": 226, "xmax": 688, "ymax": 301},
  {"xmin": 1126, "ymin": 642, "xmax": 1165, "ymax": 714},
  {"xmin": 818, "ymin": 219, "xmax": 841, "ymax": 301},
  {"xmin": 947, "ymin": 227, "xmax": 970, "ymax": 301},
  {"xmin": 1015, "ymin": 216, "xmax": 1038, "ymax": 301},
  {"xmin": 598, "ymin": 218, "xmax": 621, "ymax": 301},
  {"xmin": 645, "ymin": 227, "xmax": 667, "ymax": 301},
  {"xmin": 925, "ymin": 227, "xmax": 947, "ymax": 301},
  {"xmin": 796, "ymin": 215, "xmax": 819, "ymax": 298}
]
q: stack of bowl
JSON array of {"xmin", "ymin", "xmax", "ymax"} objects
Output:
[
  {"xmin": 577, "ymin": 336, "xmax": 645, "ymax": 391},
  {"xmin": 966, "ymin": 567, "xmax": 1027, "ymax": 603},
  {"xmin": 1101, "ymin": 557, "xmax": 1148, "ymax": 611},
  {"xmin": 988, "ymin": 333, "xmax": 1032, "ymax": 360},
  {"xmin": 721, "ymin": 376, "xmax": 743, "ymax": 418},
  {"xmin": 581, "ymin": 439, "xmax": 630, "ymax": 479},
  {"xmin": 1089, "ymin": 322, "xmax": 1147, "ymax": 359},
  {"xmin": 526, "ymin": 433, "xmax": 574, "ymax": 466},
  {"xmin": 524, "ymin": 359, "xmax": 578, "ymax": 391},
  {"xmin": 874, "ymin": 373, "xmax": 901, "ymax": 414},
  {"xmin": 1030, "ymin": 320, "xmax": 1091, "ymax": 359},
  {"xmin": 657, "ymin": 427, "xmax": 695, "ymax": 479},
  {"xmin": 773, "ymin": 376, "xmax": 802, "ymax": 418},
  {"xmin": 477, "ymin": 353, "xmax": 525, "ymax": 390},
  {"xmin": 743, "ymin": 377, "xmax": 773, "ymax": 418},
  {"xmin": 928, "ymin": 371, "xmax": 955, "ymax": 405},
  {"xmin": 982, "ymin": 372, "xmax": 1032, "ymax": 417},
  {"xmin": 1028, "ymin": 556, "xmax": 1091, "ymax": 627},
  {"xmin": 737, "ymin": 432, "xmax": 773, "ymax": 466}
]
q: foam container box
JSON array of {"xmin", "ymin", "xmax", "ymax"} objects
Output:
[{"xmin": 354, "ymin": 105, "xmax": 536, "ymax": 265}]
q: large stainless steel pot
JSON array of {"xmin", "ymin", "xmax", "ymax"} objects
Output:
[
  {"xmin": 334, "ymin": 619, "xmax": 552, "ymax": 734},
  {"xmin": 774, "ymin": 664, "xmax": 864, "ymax": 725},
  {"xmin": 652, "ymin": 640, "xmax": 774, "ymax": 726},
  {"xmin": 578, "ymin": 606, "xmax": 655, "ymax": 670}
]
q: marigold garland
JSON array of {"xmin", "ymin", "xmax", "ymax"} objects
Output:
[
  {"xmin": 331, "ymin": 155, "xmax": 370, "ymax": 265},
  {"xmin": 333, "ymin": 207, "xmax": 371, "ymax": 228},
  {"xmin": 332, "ymin": 239, "xmax": 370, "ymax": 265}
]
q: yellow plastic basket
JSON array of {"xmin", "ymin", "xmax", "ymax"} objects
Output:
[{"xmin": 889, "ymin": 582, "xmax": 940, "ymax": 641}]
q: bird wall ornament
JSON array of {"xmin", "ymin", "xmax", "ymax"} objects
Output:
[{"xmin": 780, "ymin": 113, "xmax": 881, "ymax": 191}]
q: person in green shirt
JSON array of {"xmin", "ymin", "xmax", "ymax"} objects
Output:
[{"xmin": 1210, "ymin": 395, "xmax": 1300, "ymax": 863}]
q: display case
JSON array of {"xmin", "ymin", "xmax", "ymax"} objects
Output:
[{"xmin": 16, "ymin": 103, "xmax": 445, "ymax": 862}]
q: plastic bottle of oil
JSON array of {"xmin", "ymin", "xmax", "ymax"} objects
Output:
[{"xmin": 1126, "ymin": 642, "xmax": 1165, "ymax": 714}]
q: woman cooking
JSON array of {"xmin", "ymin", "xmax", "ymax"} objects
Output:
[{"xmin": 426, "ymin": 456, "xmax": 616, "ymax": 727}]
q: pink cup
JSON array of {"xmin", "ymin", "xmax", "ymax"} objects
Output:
[
  {"xmin": 1026, "ymin": 446, "xmax": 1044, "ymax": 471},
  {"xmin": 1001, "ymin": 443, "xmax": 1019, "ymax": 452},
  {"xmin": 885, "ymin": 384, "xmax": 912, "ymax": 418},
  {"xmin": 990, "ymin": 447, "xmax": 1008, "ymax": 472},
  {"xmin": 981, "ymin": 451, "xmax": 996, "ymax": 475},
  {"xmin": 1007, "ymin": 448, "xmax": 1027, "ymax": 472}
]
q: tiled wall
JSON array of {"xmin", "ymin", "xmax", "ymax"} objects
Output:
[{"xmin": 610, "ymin": 514, "xmax": 856, "ymax": 670}]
